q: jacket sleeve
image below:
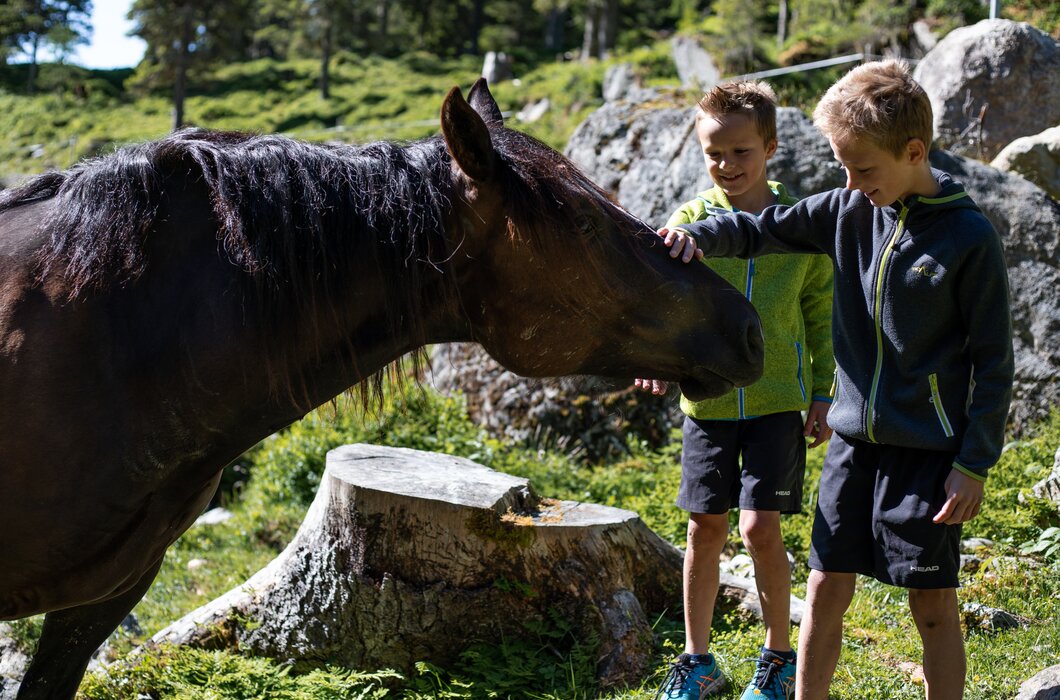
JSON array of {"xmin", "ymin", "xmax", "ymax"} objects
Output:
[
  {"xmin": 952, "ymin": 223, "xmax": 1015, "ymax": 479},
  {"xmin": 676, "ymin": 192, "xmax": 840, "ymax": 258},
  {"xmin": 665, "ymin": 201, "xmax": 700, "ymax": 228},
  {"xmin": 801, "ymin": 254, "xmax": 836, "ymax": 403}
]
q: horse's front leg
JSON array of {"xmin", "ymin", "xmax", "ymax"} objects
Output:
[{"xmin": 15, "ymin": 557, "xmax": 163, "ymax": 700}]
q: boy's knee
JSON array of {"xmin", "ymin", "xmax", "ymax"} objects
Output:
[
  {"xmin": 687, "ymin": 514, "xmax": 728, "ymax": 550},
  {"xmin": 738, "ymin": 510, "xmax": 781, "ymax": 551},
  {"xmin": 908, "ymin": 588, "xmax": 958, "ymax": 626}
]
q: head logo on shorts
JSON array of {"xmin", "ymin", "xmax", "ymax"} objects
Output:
[{"xmin": 910, "ymin": 564, "xmax": 940, "ymax": 572}]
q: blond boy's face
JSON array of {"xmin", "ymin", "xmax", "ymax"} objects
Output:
[
  {"xmin": 829, "ymin": 136, "xmax": 924, "ymax": 207},
  {"xmin": 696, "ymin": 111, "xmax": 776, "ymax": 205}
]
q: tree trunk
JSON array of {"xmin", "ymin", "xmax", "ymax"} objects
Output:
[
  {"xmin": 544, "ymin": 8, "xmax": 565, "ymax": 54},
  {"xmin": 151, "ymin": 445, "xmax": 802, "ymax": 686},
  {"xmin": 597, "ymin": 0, "xmax": 618, "ymax": 60},
  {"xmin": 26, "ymin": 34, "xmax": 39, "ymax": 94},
  {"xmin": 581, "ymin": 0, "xmax": 599, "ymax": 61},
  {"xmin": 777, "ymin": 0, "xmax": 788, "ymax": 50},
  {"xmin": 320, "ymin": 20, "xmax": 331, "ymax": 100},
  {"xmin": 171, "ymin": 4, "xmax": 194, "ymax": 131},
  {"xmin": 467, "ymin": 0, "xmax": 485, "ymax": 55}
]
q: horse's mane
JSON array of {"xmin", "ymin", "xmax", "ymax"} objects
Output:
[{"xmin": 0, "ymin": 124, "xmax": 646, "ymax": 407}]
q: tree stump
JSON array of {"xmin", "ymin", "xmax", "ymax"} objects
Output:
[{"xmin": 151, "ymin": 444, "xmax": 799, "ymax": 687}]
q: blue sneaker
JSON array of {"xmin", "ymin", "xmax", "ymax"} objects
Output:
[
  {"xmin": 656, "ymin": 652, "xmax": 728, "ymax": 699},
  {"xmin": 739, "ymin": 649, "xmax": 796, "ymax": 699}
]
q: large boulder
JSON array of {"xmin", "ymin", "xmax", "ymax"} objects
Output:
[
  {"xmin": 429, "ymin": 343, "xmax": 681, "ymax": 462},
  {"xmin": 1016, "ymin": 664, "xmax": 1060, "ymax": 700},
  {"xmin": 565, "ymin": 98, "xmax": 1060, "ymax": 435},
  {"xmin": 913, "ymin": 19, "xmax": 1060, "ymax": 161},
  {"xmin": 991, "ymin": 125, "xmax": 1060, "ymax": 201},
  {"xmin": 928, "ymin": 150, "xmax": 1060, "ymax": 433},
  {"xmin": 563, "ymin": 98, "xmax": 844, "ymax": 226},
  {"xmin": 670, "ymin": 36, "xmax": 720, "ymax": 91}
]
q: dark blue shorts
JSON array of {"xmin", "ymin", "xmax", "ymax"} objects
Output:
[
  {"xmin": 677, "ymin": 411, "xmax": 807, "ymax": 515},
  {"xmin": 809, "ymin": 432, "xmax": 962, "ymax": 589}
]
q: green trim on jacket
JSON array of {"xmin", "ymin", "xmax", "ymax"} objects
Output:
[{"xmin": 666, "ymin": 182, "xmax": 835, "ymax": 420}]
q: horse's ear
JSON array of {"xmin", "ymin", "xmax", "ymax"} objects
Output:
[
  {"xmin": 441, "ymin": 86, "xmax": 496, "ymax": 183},
  {"xmin": 467, "ymin": 78, "xmax": 503, "ymax": 126}
]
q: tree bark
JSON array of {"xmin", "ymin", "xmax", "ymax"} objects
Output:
[
  {"xmin": 320, "ymin": 19, "xmax": 331, "ymax": 100},
  {"xmin": 151, "ymin": 445, "xmax": 801, "ymax": 685},
  {"xmin": 171, "ymin": 4, "xmax": 194, "ymax": 131}
]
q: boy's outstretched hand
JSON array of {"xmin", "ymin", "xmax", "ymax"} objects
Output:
[
  {"xmin": 804, "ymin": 400, "xmax": 833, "ymax": 448},
  {"xmin": 657, "ymin": 227, "xmax": 705, "ymax": 263},
  {"xmin": 933, "ymin": 469, "xmax": 985, "ymax": 525},
  {"xmin": 634, "ymin": 378, "xmax": 668, "ymax": 395}
]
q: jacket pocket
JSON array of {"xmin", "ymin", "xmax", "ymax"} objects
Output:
[
  {"xmin": 928, "ymin": 373, "xmax": 955, "ymax": 438},
  {"xmin": 795, "ymin": 342, "xmax": 807, "ymax": 402}
]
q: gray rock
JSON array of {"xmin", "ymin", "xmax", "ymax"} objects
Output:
[
  {"xmin": 0, "ymin": 624, "xmax": 28, "ymax": 694},
  {"xmin": 515, "ymin": 97, "xmax": 550, "ymax": 123},
  {"xmin": 565, "ymin": 99, "xmax": 844, "ymax": 226},
  {"xmin": 194, "ymin": 507, "xmax": 233, "ymax": 526},
  {"xmin": 481, "ymin": 51, "xmax": 512, "ymax": 84},
  {"xmin": 1031, "ymin": 447, "xmax": 1060, "ymax": 503},
  {"xmin": 913, "ymin": 19, "xmax": 1060, "ymax": 160},
  {"xmin": 991, "ymin": 126, "xmax": 1060, "ymax": 201},
  {"xmin": 671, "ymin": 35, "xmax": 720, "ymax": 91},
  {"xmin": 429, "ymin": 343, "xmax": 681, "ymax": 462},
  {"xmin": 1016, "ymin": 663, "xmax": 1060, "ymax": 699},
  {"xmin": 928, "ymin": 150, "xmax": 1060, "ymax": 433},
  {"xmin": 602, "ymin": 63, "xmax": 639, "ymax": 102},
  {"xmin": 960, "ymin": 602, "xmax": 1030, "ymax": 632}
]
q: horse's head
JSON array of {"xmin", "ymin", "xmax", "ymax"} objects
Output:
[{"xmin": 437, "ymin": 80, "xmax": 763, "ymax": 400}]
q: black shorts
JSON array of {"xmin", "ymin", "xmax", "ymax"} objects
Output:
[
  {"xmin": 677, "ymin": 412, "xmax": 807, "ymax": 515},
  {"xmin": 809, "ymin": 432, "xmax": 962, "ymax": 589}
]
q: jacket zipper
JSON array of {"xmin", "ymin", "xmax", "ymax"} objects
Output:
[
  {"xmin": 866, "ymin": 204, "xmax": 908, "ymax": 442},
  {"xmin": 795, "ymin": 342, "xmax": 807, "ymax": 401},
  {"xmin": 928, "ymin": 373, "xmax": 955, "ymax": 437},
  {"xmin": 738, "ymin": 257, "xmax": 755, "ymax": 418}
]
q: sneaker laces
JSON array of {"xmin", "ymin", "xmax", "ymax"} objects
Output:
[
  {"xmin": 655, "ymin": 654, "xmax": 697, "ymax": 698},
  {"xmin": 746, "ymin": 654, "xmax": 788, "ymax": 690}
]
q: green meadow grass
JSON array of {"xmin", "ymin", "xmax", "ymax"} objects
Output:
[{"xmin": 9, "ymin": 387, "xmax": 1053, "ymax": 699}]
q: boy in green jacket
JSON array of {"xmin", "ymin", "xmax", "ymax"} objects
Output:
[{"xmin": 639, "ymin": 80, "xmax": 834, "ymax": 700}]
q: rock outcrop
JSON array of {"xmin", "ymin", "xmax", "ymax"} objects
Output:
[
  {"xmin": 913, "ymin": 19, "xmax": 1060, "ymax": 160},
  {"xmin": 991, "ymin": 125, "xmax": 1060, "ymax": 201},
  {"xmin": 564, "ymin": 96, "xmax": 1060, "ymax": 434}
]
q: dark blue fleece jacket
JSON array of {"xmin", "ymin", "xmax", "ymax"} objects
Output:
[{"xmin": 677, "ymin": 170, "xmax": 1014, "ymax": 480}]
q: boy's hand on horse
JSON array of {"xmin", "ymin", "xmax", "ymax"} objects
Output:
[
  {"xmin": 933, "ymin": 469, "xmax": 985, "ymax": 525},
  {"xmin": 657, "ymin": 227, "xmax": 704, "ymax": 263},
  {"xmin": 634, "ymin": 378, "xmax": 669, "ymax": 395}
]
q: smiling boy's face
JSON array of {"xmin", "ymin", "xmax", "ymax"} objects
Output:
[
  {"xmin": 696, "ymin": 111, "xmax": 776, "ymax": 208},
  {"xmin": 829, "ymin": 136, "xmax": 929, "ymax": 207}
]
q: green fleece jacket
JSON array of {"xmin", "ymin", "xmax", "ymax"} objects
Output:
[{"xmin": 667, "ymin": 182, "xmax": 835, "ymax": 420}]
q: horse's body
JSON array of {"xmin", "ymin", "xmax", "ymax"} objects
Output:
[{"xmin": 0, "ymin": 81, "xmax": 762, "ymax": 697}]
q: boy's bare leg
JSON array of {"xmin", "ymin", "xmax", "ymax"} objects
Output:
[
  {"xmin": 795, "ymin": 569, "xmax": 856, "ymax": 700},
  {"xmin": 684, "ymin": 512, "xmax": 729, "ymax": 653},
  {"xmin": 908, "ymin": 587, "xmax": 965, "ymax": 700},
  {"xmin": 739, "ymin": 509, "xmax": 792, "ymax": 651}
]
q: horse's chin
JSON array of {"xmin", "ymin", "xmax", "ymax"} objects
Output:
[{"xmin": 678, "ymin": 376, "xmax": 735, "ymax": 402}]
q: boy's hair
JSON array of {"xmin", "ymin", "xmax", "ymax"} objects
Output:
[
  {"xmin": 696, "ymin": 80, "xmax": 778, "ymax": 145},
  {"xmin": 813, "ymin": 59, "xmax": 934, "ymax": 156}
]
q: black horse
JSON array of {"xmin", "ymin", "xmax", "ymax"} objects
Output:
[{"xmin": 0, "ymin": 79, "xmax": 763, "ymax": 697}]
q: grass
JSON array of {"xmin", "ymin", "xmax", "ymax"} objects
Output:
[{"xmin": 7, "ymin": 387, "xmax": 1055, "ymax": 698}]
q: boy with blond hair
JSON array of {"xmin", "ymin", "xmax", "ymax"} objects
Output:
[
  {"xmin": 640, "ymin": 80, "xmax": 834, "ymax": 700},
  {"xmin": 661, "ymin": 60, "xmax": 1014, "ymax": 700}
]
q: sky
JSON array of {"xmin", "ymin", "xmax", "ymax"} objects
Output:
[{"xmin": 69, "ymin": 0, "xmax": 146, "ymax": 69}]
